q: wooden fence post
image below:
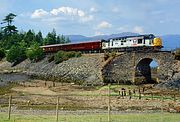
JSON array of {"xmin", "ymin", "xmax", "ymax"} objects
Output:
[
  {"xmin": 138, "ymin": 88, "xmax": 141, "ymax": 100},
  {"xmin": 161, "ymin": 95, "xmax": 164, "ymax": 113},
  {"xmin": 56, "ymin": 96, "xmax": 59, "ymax": 122},
  {"xmin": 108, "ymin": 84, "xmax": 111, "ymax": 122},
  {"xmin": 8, "ymin": 95, "xmax": 12, "ymax": 120},
  {"xmin": 129, "ymin": 90, "xmax": 132, "ymax": 100},
  {"xmin": 161, "ymin": 95, "xmax": 164, "ymax": 122},
  {"xmin": 173, "ymin": 94, "xmax": 176, "ymax": 102},
  {"xmin": 151, "ymin": 92, "xmax": 153, "ymax": 100},
  {"xmin": 133, "ymin": 89, "xmax": 136, "ymax": 97}
]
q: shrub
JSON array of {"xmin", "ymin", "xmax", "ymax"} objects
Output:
[
  {"xmin": 175, "ymin": 48, "xmax": 180, "ymax": 60},
  {"xmin": 54, "ymin": 51, "xmax": 81, "ymax": 64},
  {"xmin": 54, "ymin": 51, "xmax": 67, "ymax": 64},
  {"xmin": 48, "ymin": 55, "xmax": 55, "ymax": 62},
  {"xmin": 0, "ymin": 48, "xmax": 5, "ymax": 60},
  {"xmin": 104, "ymin": 52, "xmax": 110, "ymax": 61},
  {"xmin": 74, "ymin": 51, "xmax": 81, "ymax": 57},
  {"xmin": 26, "ymin": 43, "xmax": 44, "ymax": 62},
  {"xmin": 66, "ymin": 51, "xmax": 81, "ymax": 58},
  {"xmin": 104, "ymin": 52, "xmax": 116, "ymax": 61},
  {"xmin": 6, "ymin": 45, "xmax": 26, "ymax": 65},
  {"xmin": 110, "ymin": 51, "xmax": 116, "ymax": 57}
]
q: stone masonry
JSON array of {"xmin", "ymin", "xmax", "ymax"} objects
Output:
[{"xmin": 103, "ymin": 52, "xmax": 174, "ymax": 84}]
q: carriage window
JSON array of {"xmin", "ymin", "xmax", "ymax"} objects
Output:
[
  {"xmin": 121, "ymin": 42, "xmax": 123, "ymax": 45},
  {"xmin": 138, "ymin": 39, "xmax": 142, "ymax": 44}
]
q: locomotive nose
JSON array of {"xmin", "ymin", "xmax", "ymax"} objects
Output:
[{"xmin": 153, "ymin": 37, "xmax": 163, "ymax": 47}]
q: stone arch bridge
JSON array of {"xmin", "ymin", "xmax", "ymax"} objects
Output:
[{"xmin": 103, "ymin": 52, "xmax": 174, "ymax": 84}]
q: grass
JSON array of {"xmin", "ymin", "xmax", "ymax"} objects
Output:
[
  {"xmin": 0, "ymin": 112, "xmax": 180, "ymax": 122},
  {"xmin": 16, "ymin": 104, "xmax": 93, "ymax": 111},
  {"xmin": 0, "ymin": 83, "xmax": 17, "ymax": 95}
]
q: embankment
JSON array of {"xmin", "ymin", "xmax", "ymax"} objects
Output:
[{"xmin": 0, "ymin": 54, "xmax": 105, "ymax": 85}]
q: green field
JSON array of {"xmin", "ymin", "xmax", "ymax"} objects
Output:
[{"xmin": 0, "ymin": 113, "xmax": 179, "ymax": 122}]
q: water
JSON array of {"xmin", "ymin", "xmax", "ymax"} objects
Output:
[{"xmin": 0, "ymin": 73, "xmax": 30, "ymax": 86}]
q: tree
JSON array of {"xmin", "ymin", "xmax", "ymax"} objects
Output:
[
  {"xmin": 43, "ymin": 29, "xmax": 56, "ymax": 45},
  {"xmin": 66, "ymin": 37, "xmax": 71, "ymax": 43},
  {"xmin": 6, "ymin": 45, "xmax": 26, "ymax": 65},
  {"xmin": 26, "ymin": 43, "xmax": 44, "ymax": 62},
  {"xmin": 0, "ymin": 29, "xmax": 3, "ymax": 40},
  {"xmin": 35, "ymin": 31, "xmax": 43, "ymax": 45},
  {"xmin": 0, "ymin": 48, "xmax": 5, "ymax": 60},
  {"xmin": 56, "ymin": 35, "xmax": 61, "ymax": 44},
  {"xmin": 60, "ymin": 35, "xmax": 66, "ymax": 44},
  {"xmin": 1, "ymin": 13, "xmax": 18, "ymax": 35},
  {"xmin": 24, "ymin": 29, "xmax": 36, "ymax": 47}
]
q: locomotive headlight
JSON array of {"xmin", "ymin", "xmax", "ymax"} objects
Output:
[{"xmin": 153, "ymin": 37, "xmax": 162, "ymax": 47}]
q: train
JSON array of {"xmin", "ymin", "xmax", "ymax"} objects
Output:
[{"xmin": 41, "ymin": 34, "xmax": 163, "ymax": 53}]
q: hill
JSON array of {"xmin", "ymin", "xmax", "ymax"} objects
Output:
[
  {"xmin": 65, "ymin": 32, "xmax": 138, "ymax": 42},
  {"xmin": 161, "ymin": 35, "xmax": 180, "ymax": 50}
]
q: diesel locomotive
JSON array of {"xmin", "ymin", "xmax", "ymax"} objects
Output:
[{"xmin": 41, "ymin": 34, "xmax": 163, "ymax": 53}]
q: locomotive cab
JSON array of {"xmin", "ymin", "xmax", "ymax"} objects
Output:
[
  {"xmin": 153, "ymin": 37, "xmax": 163, "ymax": 48},
  {"xmin": 101, "ymin": 39, "xmax": 110, "ymax": 49}
]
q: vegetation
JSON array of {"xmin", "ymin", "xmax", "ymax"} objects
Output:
[
  {"xmin": 175, "ymin": 48, "xmax": 180, "ymax": 60},
  {"xmin": 104, "ymin": 51, "xmax": 117, "ymax": 60},
  {"xmin": 48, "ymin": 55, "xmax": 55, "ymax": 62},
  {"xmin": 0, "ymin": 113, "xmax": 179, "ymax": 122},
  {"xmin": 54, "ymin": 51, "xmax": 81, "ymax": 64},
  {"xmin": 6, "ymin": 45, "xmax": 26, "ymax": 65},
  {"xmin": 1, "ymin": 13, "xmax": 18, "ymax": 36},
  {"xmin": 26, "ymin": 43, "xmax": 44, "ymax": 62},
  {"xmin": 0, "ymin": 13, "xmax": 71, "ymax": 64},
  {"xmin": 0, "ymin": 83, "xmax": 17, "ymax": 95},
  {"xmin": 0, "ymin": 48, "xmax": 5, "ymax": 60}
]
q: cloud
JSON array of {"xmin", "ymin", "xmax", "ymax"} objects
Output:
[
  {"xmin": 112, "ymin": 7, "xmax": 119, "ymax": 13},
  {"xmin": 50, "ymin": 7, "xmax": 85, "ymax": 17},
  {"xmin": 95, "ymin": 31, "xmax": 104, "ymax": 36},
  {"xmin": 97, "ymin": 21, "xmax": 112, "ymax": 29},
  {"xmin": 31, "ymin": 9, "xmax": 49, "ymax": 18},
  {"xmin": 90, "ymin": 7, "xmax": 97, "ymax": 13},
  {"xmin": 117, "ymin": 25, "xmax": 130, "ymax": 32},
  {"xmin": 31, "ymin": 6, "xmax": 93, "ymax": 22},
  {"xmin": 117, "ymin": 25, "xmax": 144, "ymax": 34},
  {"xmin": 133, "ymin": 26, "xmax": 144, "ymax": 33},
  {"xmin": 80, "ymin": 15, "xmax": 94, "ymax": 22}
]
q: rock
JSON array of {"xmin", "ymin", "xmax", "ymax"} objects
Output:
[
  {"xmin": 155, "ymin": 60, "xmax": 180, "ymax": 90},
  {"xmin": 0, "ymin": 54, "xmax": 104, "ymax": 86},
  {"xmin": 167, "ymin": 70, "xmax": 174, "ymax": 78}
]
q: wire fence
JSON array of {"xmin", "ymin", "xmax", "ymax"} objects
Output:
[{"xmin": 0, "ymin": 84, "xmax": 180, "ymax": 122}]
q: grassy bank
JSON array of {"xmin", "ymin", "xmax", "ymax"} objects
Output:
[{"xmin": 0, "ymin": 112, "xmax": 179, "ymax": 122}]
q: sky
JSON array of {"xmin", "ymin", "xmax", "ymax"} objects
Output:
[{"xmin": 0, "ymin": 0, "xmax": 180, "ymax": 37}]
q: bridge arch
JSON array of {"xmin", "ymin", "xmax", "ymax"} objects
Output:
[{"xmin": 135, "ymin": 58, "xmax": 160, "ymax": 84}]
